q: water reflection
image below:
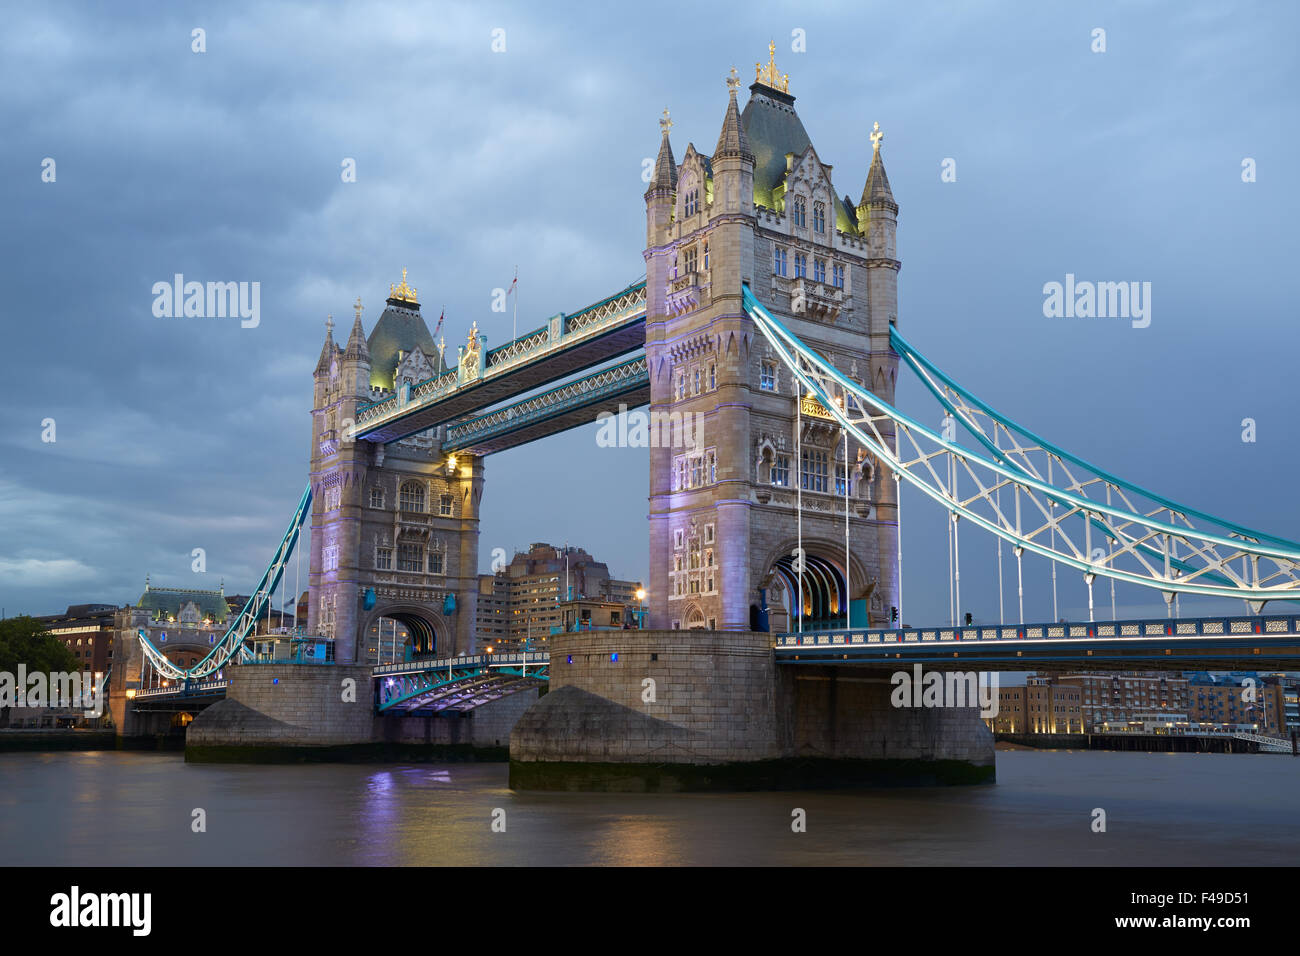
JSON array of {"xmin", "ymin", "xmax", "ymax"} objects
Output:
[{"xmin": 2, "ymin": 750, "xmax": 1298, "ymax": 866}]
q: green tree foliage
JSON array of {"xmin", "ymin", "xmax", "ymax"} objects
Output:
[{"xmin": 0, "ymin": 616, "xmax": 78, "ymax": 675}]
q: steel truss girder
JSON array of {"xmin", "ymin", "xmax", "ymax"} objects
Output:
[
  {"xmin": 443, "ymin": 356, "xmax": 649, "ymax": 455},
  {"xmin": 742, "ymin": 286, "xmax": 1300, "ymax": 603},
  {"xmin": 137, "ymin": 484, "xmax": 312, "ymax": 681},
  {"xmin": 376, "ymin": 662, "xmax": 549, "ymax": 713}
]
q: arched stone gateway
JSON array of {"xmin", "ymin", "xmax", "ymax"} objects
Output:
[
  {"xmin": 762, "ymin": 538, "xmax": 874, "ymax": 630},
  {"xmin": 361, "ymin": 604, "xmax": 448, "ymax": 662}
]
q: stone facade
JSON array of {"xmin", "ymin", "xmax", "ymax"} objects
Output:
[
  {"xmin": 307, "ymin": 291, "xmax": 483, "ymax": 663},
  {"xmin": 510, "ymin": 629, "xmax": 995, "ymax": 790},
  {"xmin": 643, "ymin": 62, "xmax": 901, "ymax": 636}
]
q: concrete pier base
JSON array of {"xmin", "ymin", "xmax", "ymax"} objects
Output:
[
  {"xmin": 184, "ymin": 663, "xmax": 538, "ymax": 762},
  {"xmin": 510, "ymin": 630, "xmax": 995, "ymax": 791}
]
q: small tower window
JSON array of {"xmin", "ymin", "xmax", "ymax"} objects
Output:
[
  {"xmin": 375, "ymin": 547, "xmax": 393, "ymax": 571},
  {"xmin": 398, "ymin": 543, "xmax": 423, "ymax": 572},
  {"xmin": 801, "ymin": 448, "xmax": 829, "ymax": 492},
  {"xmin": 427, "ymin": 551, "xmax": 444, "ymax": 574},
  {"xmin": 773, "ymin": 246, "xmax": 787, "ymax": 277},
  {"xmin": 814, "ymin": 258, "xmax": 826, "ymax": 284},
  {"xmin": 760, "ymin": 360, "xmax": 777, "ymax": 392},
  {"xmin": 439, "ymin": 493, "xmax": 453, "ymax": 516},
  {"xmin": 832, "ymin": 263, "xmax": 845, "ymax": 288},
  {"xmin": 685, "ymin": 189, "xmax": 699, "ymax": 217},
  {"xmin": 677, "ymin": 371, "xmax": 687, "ymax": 401},
  {"xmin": 683, "ymin": 245, "xmax": 698, "ymax": 274},
  {"xmin": 794, "ymin": 253, "xmax": 807, "ymax": 279},
  {"xmin": 693, "ymin": 367, "xmax": 702, "ymax": 394},
  {"xmin": 793, "ymin": 197, "xmax": 806, "ymax": 228},
  {"xmin": 369, "ymin": 487, "xmax": 384, "ymax": 509},
  {"xmin": 399, "ymin": 481, "xmax": 425, "ymax": 513},
  {"xmin": 708, "ymin": 362, "xmax": 716, "ymax": 390},
  {"xmin": 703, "ymin": 241, "xmax": 709, "ymax": 270},
  {"xmin": 836, "ymin": 462, "xmax": 853, "ymax": 496},
  {"xmin": 813, "ymin": 201, "xmax": 826, "ymax": 233},
  {"xmin": 770, "ymin": 453, "xmax": 791, "ymax": 486}
]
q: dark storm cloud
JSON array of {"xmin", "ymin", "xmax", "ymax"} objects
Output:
[{"xmin": 1, "ymin": 0, "xmax": 1296, "ymax": 625}]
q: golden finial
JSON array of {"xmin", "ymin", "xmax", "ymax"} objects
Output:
[
  {"xmin": 755, "ymin": 40, "xmax": 789, "ymax": 92},
  {"xmin": 467, "ymin": 320, "xmax": 479, "ymax": 350},
  {"xmin": 726, "ymin": 66, "xmax": 741, "ymax": 95},
  {"xmin": 389, "ymin": 267, "xmax": 418, "ymax": 305},
  {"xmin": 870, "ymin": 121, "xmax": 883, "ymax": 154},
  {"xmin": 353, "ymin": 296, "xmax": 363, "ymax": 322},
  {"xmin": 659, "ymin": 108, "xmax": 672, "ymax": 134},
  {"xmin": 325, "ymin": 313, "xmax": 333, "ymax": 337}
]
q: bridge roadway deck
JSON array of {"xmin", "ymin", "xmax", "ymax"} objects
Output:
[
  {"xmin": 355, "ymin": 284, "xmax": 647, "ymax": 444},
  {"xmin": 777, "ymin": 612, "xmax": 1300, "ymax": 670}
]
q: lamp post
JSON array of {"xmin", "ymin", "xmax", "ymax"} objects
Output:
[{"xmin": 635, "ymin": 588, "xmax": 646, "ymax": 629}]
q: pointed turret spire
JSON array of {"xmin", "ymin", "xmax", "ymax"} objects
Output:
[
  {"xmin": 315, "ymin": 314, "xmax": 337, "ymax": 375},
  {"xmin": 714, "ymin": 67, "xmax": 753, "ymax": 162},
  {"xmin": 646, "ymin": 108, "xmax": 677, "ymax": 195},
  {"xmin": 344, "ymin": 297, "xmax": 369, "ymax": 362},
  {"xmin": 860, "ymin": 122, "xmax": 896, "ymax": 210}
]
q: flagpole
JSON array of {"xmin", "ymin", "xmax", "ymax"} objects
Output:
[{"xmin": 512, "ymin": 265, "xmax": 518, "ymax": 343}]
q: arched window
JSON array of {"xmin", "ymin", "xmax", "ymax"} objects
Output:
[
  {"xmin": 813, "ymin": 201, "xmax": 826, "ymax": 233},
  {"xmin": 793, "ymin": 197, "xmax": 806, "ymax": 228},
  {"xmin": 399, "ymin": 481, "xmax": 425, "ymax": 513},
  {"xmin": 703, "ymin": 241, "xmax": 709, "ymax": 270}
]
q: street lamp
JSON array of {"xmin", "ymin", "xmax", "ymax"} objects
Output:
[{"xmin": 635, "ymin": 588, "xmax": 646, "ymax": 629}]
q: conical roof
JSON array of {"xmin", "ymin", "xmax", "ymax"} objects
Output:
[
  {"xmin": 741, "ymin": 84, "xmax": 811, "ymax": 206},
  {"xmin": 367, "ymin": 303, "xmax": 436, "ymax": 390}
]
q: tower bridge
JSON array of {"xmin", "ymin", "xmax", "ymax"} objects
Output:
[{"xmin": 111, "ymin": 48, "xmax": 1300, "ymax": 787}]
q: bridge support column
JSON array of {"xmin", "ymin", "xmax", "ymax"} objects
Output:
[{"xmin": 509, "ymin": 630, "xmax": 994, "ymax": 791}]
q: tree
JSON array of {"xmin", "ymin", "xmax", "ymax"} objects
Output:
[{"xmin": 0, "ymin": 616, "xmax": 78, "ymax": 676}]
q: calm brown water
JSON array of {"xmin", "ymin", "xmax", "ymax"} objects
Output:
[{"xmin": 1, "ymin": 749, "xmax": 1296, "ymax": 865}]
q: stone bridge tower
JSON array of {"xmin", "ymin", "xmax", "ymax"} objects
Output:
[
  {"xmin": 643, "ymin": 51, "xmax": 901, "ymax": 633},
  {"xmin": 306, "ymin": 274, "xmax": 484, "ymax": 663}
]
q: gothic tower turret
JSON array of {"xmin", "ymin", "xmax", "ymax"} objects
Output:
[
  {"xmin": 645, "ymin": 109, "xmax": 677, "ymax": 248},
  {"xmin": 645, "ymin": 48, "xmax": 901, "ymax": 632}
]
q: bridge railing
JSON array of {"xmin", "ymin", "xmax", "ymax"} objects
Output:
[
  {"xmin": 776, "ymin": 613, "xmax": 1300, "ymax": 650},
  {"xmin": 133, "ymin": 679, "xmax": 230, "ymax": 700},
  {"xmin": 373, "ymin": 651, "xmax": 549, "ymax": 678}
]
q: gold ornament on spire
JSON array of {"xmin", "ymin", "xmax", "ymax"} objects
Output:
[
  {"xmin": 353, "ymin": 296, "xmax": 363, "ymax": 321},
  {"xmin": 325, "ymin": 313, "xmax": 334, "ymax": 337},
  {"xmin": 755, "ymin": 40, "xmax": 789, "ymax": 93},
  {"xmin": 389, "ymin": 267, "xmax": 418, "ymax": 305},
  {"xmin": 726, "ymin": 65, "xmax": 741, "ymax": 94},
  {"xmin": 870, "ymin": 121, "xmax": 884, "ymax": 154},
  {"xmin": 659, "ymin": 107, "xmax": 672, "ymax": 134}
]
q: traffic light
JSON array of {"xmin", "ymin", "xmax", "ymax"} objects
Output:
[
  {"xmin": 890, "ymin": 606, "xmax": 898, "ymax": 623},
  {"xmin": 964, "ymin": 612, "xmax": 973, "ymax": 626}
]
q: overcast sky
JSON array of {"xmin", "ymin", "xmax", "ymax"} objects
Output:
[{"xmin": 1, "ymin": 0, "xmax": 1296, "ymax": 627}]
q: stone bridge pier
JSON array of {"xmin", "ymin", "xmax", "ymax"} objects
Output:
[{"xmin": 509, "ymin": 630, "xmax": 994, "ymax": 791}]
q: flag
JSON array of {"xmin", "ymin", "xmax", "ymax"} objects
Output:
[
  {"xmin": 506, "ymin": 269, "xmax": 517, "ymax": 297},
  {"xmin": 433, "ymin": 308, "xmax": 444, "ymax": 337}
]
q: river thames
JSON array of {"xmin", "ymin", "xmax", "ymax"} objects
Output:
[{"xmin": 2, "ymin": 749, "xmax": 1295, "ymax": 866}]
